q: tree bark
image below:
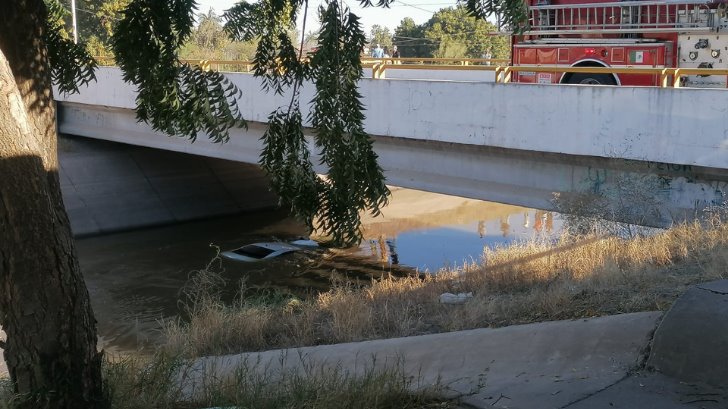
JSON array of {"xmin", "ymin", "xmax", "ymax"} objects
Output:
[{"xmin": 0, "ymin": 1, "xmax": 106, "ymax": 408}]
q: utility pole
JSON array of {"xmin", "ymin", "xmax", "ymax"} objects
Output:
[{"xmin": 71, "ymin": 0, "xmax": 78, "ymax": 43}]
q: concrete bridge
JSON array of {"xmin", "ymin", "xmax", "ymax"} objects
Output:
[{"xmin": 55, "ymin": 67, "xmax": 728, "ymax": 235}]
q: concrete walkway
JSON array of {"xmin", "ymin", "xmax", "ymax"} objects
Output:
[
  {"xmin": 185, "ymin": 277, "xmax": 728, "ymax": 408},
  {"xmin": 185, "ymin": 312, "xmax": 662, "ymax": 408},
  {"xmin": 566, "ymin": 372, "xmax": 728, "ymax": 408}
]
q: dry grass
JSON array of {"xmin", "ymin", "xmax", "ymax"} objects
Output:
[
  {"xmin": 164, "ymin": 221, "xmax": 728, "ymax": 358},
  {"xmin": 1, "ymin": 353, "xmax": 453, "ymax": 409},
  {"xmin": 1, "ymin": 351, "xmax": 451, "ymax": 408},
  {"xmin": 100, "ymin": 353, "xmax": 453, "ymax": 409}
]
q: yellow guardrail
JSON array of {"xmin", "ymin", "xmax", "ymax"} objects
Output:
[
  {"xmin": 361, "ymin": 57, "xmax": 510, "ymax": 66},
  {"xmin": 94, "ymin": 57, "xmax": 256, "ymax": 72},
  {"xmin": 179, "ymin": 59, "xmax": 255, "ymax": 72},
  {"xmin": 94, "ymin": 57, "xmax": 728, "ymax": 88},
  {"xmin": 493, "ymin": 65, "xmax": 728, "ymax": 88},
  {"xmin": 94, "ymin": 56, "xmax": 116, "ymax": 66},
  {"xmin": 671, "ymin": 68, "xmax": 728, "ymax": 87},
  {"xmin": 363, "ymin": 61, "xmax": 499, "ymax": 79}
]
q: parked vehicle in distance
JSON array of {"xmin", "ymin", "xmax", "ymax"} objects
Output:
[{"xmin": 221, "ymin": 242, "xmax": 303, "ymax": 262}]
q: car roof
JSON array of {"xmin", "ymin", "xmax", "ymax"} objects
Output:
[{"xmin": 229, "ymin": 242, "xmax": 300, "ymax": 259}]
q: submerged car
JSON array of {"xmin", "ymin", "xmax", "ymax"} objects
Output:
[
  {"xmin": 221, "ymin": 242, "xmax": 303, "ymax": 262},
  {"xmin": 289, "ymin": 238, "xmax": 320, "ymax": 248}
]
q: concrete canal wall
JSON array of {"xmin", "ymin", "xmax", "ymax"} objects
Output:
[{"xmin": 59, "ymin": 135, "xmax": 278, "ymax": 236}]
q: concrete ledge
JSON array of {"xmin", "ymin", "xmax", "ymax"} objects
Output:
[
  {"xmin": 58, "ymin": 103, "xmax": 728, "ymax": 226},
  {"xmin": 182, "ymin": 312, "xmax": 662, "ymax": 408},
  {"xmin": 57, "ymin": 67, "xmax": 728, "ymax": 170},
  {"xmin": 647, "ymin": 279, "xmax": 728, "ymax": 388}
]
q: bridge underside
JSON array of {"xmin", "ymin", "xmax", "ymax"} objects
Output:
[
  {"xmin": 59, "ymin": 135, "xmax": 278, "ymax": 236},
  {"xmin": 59, "ymin": 102, "xmax": 728, "ymax": 231}
]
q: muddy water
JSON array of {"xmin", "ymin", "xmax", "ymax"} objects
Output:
[{"xmin": 77, "ymin": 188, "xmax": 562, "ymax": 353}]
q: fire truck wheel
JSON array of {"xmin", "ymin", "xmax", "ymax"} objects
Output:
[{"xmin": 565, "ymin": 73, "xmax": 616, "ymax": 86}]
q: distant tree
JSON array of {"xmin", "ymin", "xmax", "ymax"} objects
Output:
[
  {"xmin": 369, "ymin": 24, "xmax": 393, "ymax": 49},
  {"xmin": 423, "ymin": 5, "xmax": 509, "ymax": 59},
  {"xmin": 76, "ymin": 0, "xmax": 131, "ymax": 56},
  {"xmin": 192, "ymin": 9, "xmax": 229, "ymax": 50},
  {"xmin": 430, "ymin": 36, "xmax": 469, "ymax": 58},
  {"xmin": 393, "ymin": 17, "xmax": 429, "ymax": 57},
  {"xmin": 393, "ymin": 6, "xmax": 511, "ymax": 60},
  {"xmin": 180, "ymin": 9, "xmax": 259, "ymax": 61},
  {"xmin": 303, "ymin": 29, "xmax": 320, "ymax": 53}
]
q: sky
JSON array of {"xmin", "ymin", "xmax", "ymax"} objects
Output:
[{"xmin": 195, "ymin": 0, "xmax": 459, "ymax": 35}]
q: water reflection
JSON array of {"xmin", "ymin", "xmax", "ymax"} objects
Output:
[
  {"xmin": 354, "ymin": 211, "xmax": 560, "ymax": 271},
  {"xmin": 350, "ymin": 189, "xmax": 561, "ymax": 271},
  {"xmin": 78, "ymin": 188, "xmax": 562, "ymax": 352}
]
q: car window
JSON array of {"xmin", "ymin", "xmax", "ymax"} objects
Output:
[{"xmin": 232, "ymin": 245, "xmax": 276, "ymax": 259}]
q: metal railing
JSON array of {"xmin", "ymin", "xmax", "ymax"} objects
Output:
[
  {"xmin": 526, "ymin": 0, "xmax": 716, "ymax": 35},
  {"xmin": 93, "ymin": 56, "xmax": 728, "ymax": 88}
]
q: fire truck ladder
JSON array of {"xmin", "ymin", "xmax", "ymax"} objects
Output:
[{"xmin": 527, "ymin": 0, "xmax": 722, "ymax": 35}]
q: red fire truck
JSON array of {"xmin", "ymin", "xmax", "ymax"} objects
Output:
[{"xmin": 512, "ymin": 0, "xmax": 728, "ymax": 86}]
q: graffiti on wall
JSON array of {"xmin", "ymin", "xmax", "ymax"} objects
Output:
[{"xmin": 578, "ymin": 162, "xmax": 726, "ymax": 226}]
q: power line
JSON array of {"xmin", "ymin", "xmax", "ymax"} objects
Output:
[
  {"xmin": 391, "ymin": 2, "xmax": 455, "ymax": 6},
  {"xmin": 393, "ymin": 0, "xmax": 440, "ymax": 13},
  {"xmin": 61, "ymin": 4, "xmax": 123, "ymax": 21}
]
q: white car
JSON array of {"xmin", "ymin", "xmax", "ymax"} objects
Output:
[
  {"xmin": 221, "ymin": 242, "xmax": 302, "ymax": 262},
  {"xmin": 289, "ymin": 238, "xmax": 320, "ymax": 248}
]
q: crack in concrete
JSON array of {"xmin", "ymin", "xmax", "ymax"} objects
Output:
[
  {"xmin": 558, "ymin": 320, "xmax": 661, "ymax": 409},
  {"xmin": 558, "ymin": 374, "xmax": 631, "ymax": 408},
  {"xmin": 696, "ymin": 285, "xmax": 728, "ymax": 296},
  {"xmin": 634, "ymin": 313, "xmax": 663, "ymax": 371},
  {"xmin": 453, "ymin": 402, "xmax": 483, "ymax": 409}
]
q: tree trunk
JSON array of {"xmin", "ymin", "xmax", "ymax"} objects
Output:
[{"xmin": 0, "ymin": 1, "xmax": 106, "ymax": 408}]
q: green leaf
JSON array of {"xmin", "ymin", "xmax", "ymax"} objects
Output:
[
  {"xmin": 44, "ymin": 0, "xmax": 98, "ymax": 94},
  {"xmin": 113, "ymin": 0, "xmax": 246, "ymax": 142}
]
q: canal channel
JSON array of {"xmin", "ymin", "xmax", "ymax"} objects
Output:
[{"xmin": 77, "ymin": 187, "xmax": 562, "ymax": 353}]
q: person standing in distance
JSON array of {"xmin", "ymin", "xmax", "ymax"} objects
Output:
[
  {"xmin": 483, "ymin": 48, "xmax": 493, "ymax": 65},
  {"xmin": 372, "ymin": 43, "xmax": 384, "ymax": 58},
  {"xmin": 391, "ymin": 45, "xmax": 401, "ymax": 64}
]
